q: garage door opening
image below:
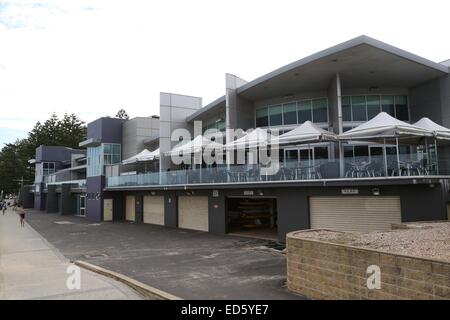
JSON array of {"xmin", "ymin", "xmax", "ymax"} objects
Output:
[{"xmin": 226, "ymin": 197, "xmax": 277, "ymax": 240}]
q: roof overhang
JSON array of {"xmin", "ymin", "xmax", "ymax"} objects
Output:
[
  {"xmin": 183, "ymin": 35, "xmax": 449, "ymax": 121},
  {"xmin": 79, "ymin": 138, "xmax": 101, "ymax": 148},
  {"xmin": 186, "ymin": 95, "xmax": 226, "ymax": 123},
  {"xmin": 143, "ymin": 135, "xmax": 160, "ymax": 146},
  {"xmin": 237, "ymin": 35, "xmax": 449, "ymax": 101}
]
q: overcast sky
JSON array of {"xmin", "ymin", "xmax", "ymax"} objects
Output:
[{"xmin": 1, "ymin": 0, "xmax": 449, "ymax": 146}]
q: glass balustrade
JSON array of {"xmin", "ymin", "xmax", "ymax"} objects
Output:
[
  {"xmin": 45, "ymin": 179, "xmax": 87, "ymax": 188},
  {"xmin": 106, "ymin": 155, "xmax": 449, "ymax": 188}
]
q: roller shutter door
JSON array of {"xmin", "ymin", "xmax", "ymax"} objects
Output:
[
  {"xmin": 104, "ymin": 199, "xmax": 113, "ymax": 221},
  {"xmin": 143, "ymin": 196, "xmax": 164, "ymax": 225},
  {"xmin": 126, "ymin": 195, "xmax": 136, "ymax": 221},
  {"xmin": 178, "ymin": 196, "xmax": 209, "ymax": 231},
  {"xmin": 309, "ymin": 196, "xmax": 401, "ymax": 233}
]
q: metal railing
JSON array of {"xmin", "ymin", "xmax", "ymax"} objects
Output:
[
  {"xmin": 106, "ymin": 155, "xmax": 448, "ymax": 188},
  {"xmin": 46, "ymin": 179, "xmax": 87, "ymax": 188}
]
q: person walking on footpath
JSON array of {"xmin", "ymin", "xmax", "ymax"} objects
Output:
[
  {"xmin": 2, "ymin": 201, "xmax": 6, "ymax": 215},
  {"xmin": 13, "ymin": 204, "xmax": 26, "ymax": 227}
]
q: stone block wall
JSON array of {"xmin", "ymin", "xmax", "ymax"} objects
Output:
[{"xmin": 287, "ymin": 231, "xmax": 450, "ymax": 300}]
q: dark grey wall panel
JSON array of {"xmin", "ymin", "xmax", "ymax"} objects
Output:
[
  {"xmin": 86, "ymin": 176, "xmax": 104, "ymax": 221},
  {"xmin": 276, "ymin": 189, "xmax": 309, "ymax": 242},
  {"xmin": 20, "ymin": 186, "xmax": 35, "ymax": 209},
  {"xmin": 60, "ymin": 183, "xmax": 73, "ymax": 215},
  {"xmin": 135, "ymin": 193, "xmax": 143, "ymax": 223},
  {"xmin": 46, "ymin": 185, "xmax": 58, "ymax": 213},
  {"xmin": 164, "ymin": 192, "xmax": 178, "ymax": 227},
  {"xmin": 399, "ymin": 184, "xmax": 447, "ymax": 222},
  {"xmin": 105, "ymin": 181, "xmax": 449, "ymax": 242},
  {"xmin": 409, "ymin": 78, "xmax": 442, "ymax": 123},
  {"xmin": 208, "ymin": 191, "xmax": 226, "ymax": 235},
  {"xmin": 36, "ymin": 145, "xmax": 85, "ymax": 163},
  {"xmin": 87, "ymin": 117, "xmax": 124, "ymax": 143}
]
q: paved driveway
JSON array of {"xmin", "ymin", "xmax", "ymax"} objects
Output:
[{"xmin": 25, "ymin": 210, "xmax": 302, "ymax": 300}]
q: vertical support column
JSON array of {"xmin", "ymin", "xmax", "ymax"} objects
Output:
[
  {"xmin": 164, "ymin": 192, "xmax": 178, "ymax": 227},
  {"xmin": 396, "ymin": 137, "xmax": 401, "ymax": 176},
  {"xmin": 86, "ymin": 176, "xmax": 105, "ymax": 221},
  {"xmin": 208, "ymin": 190, "xmax": 226, "ymax": 235},
  {"xmin": 34, "ymin": 183, "xmax": 46, "ymax": 210},
  {"xmin": 225, "ymin": 74, "xmax": 248, "ymax": 171},
  {"xmin": 135, "ymin": 193, "xmax": 143, "ymax": 223},
  {"xmin": 46, "ymin": 184, "xmax": 58, "ymax": 213},
  {"xmin": 60, "ymin": 183, "xmax": 72, "ymax": 215},
  {"xmin": 336, "ymin": 73, "xmax": 345, "ymax": 178}
]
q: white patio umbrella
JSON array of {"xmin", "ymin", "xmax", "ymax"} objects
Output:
[
  {"xmin": 225, "ymin": 128, "xmax": 278, "ymax": 149},
  {"xmin": 278, "ymin": 121, "xmax": 337, "ymax": 145},
  {"xmin": 122, "ymin": 148, "xmax": 160, "ymax": 165},
  {"xmin": 413, "ymin": 117, "xmax": 450, "ymax": 173},
  {"xmin": 277, "ymin": 121, "xmax": 337, "ymax": 170},
  {"xmin": 340, "ymin": 112, "xmax": 432, "ymax": 141},
  {"xmin": 413, "ymin": 117, "xmax": 450, "ymax": 140},
  {"xmin": 339, "ymin": 112, "xmax": 433, "ymax": 176},
  {"xmin": 165, "ymin": 135, "xmax": 223, "ymax": 156}
]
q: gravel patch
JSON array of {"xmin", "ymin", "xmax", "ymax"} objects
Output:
[{"xmin": 294, "ymin": 222, "xmax": 450, "ymax": 263}]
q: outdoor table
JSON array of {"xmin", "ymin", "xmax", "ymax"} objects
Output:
[{"xmin": 347, "ymin": 161, "xmax": 371, "ymax": 178}]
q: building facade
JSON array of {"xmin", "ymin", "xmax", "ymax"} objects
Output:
[{"xmin": 23, "ymin": 36, "xmax": 450, "ymax": 242}]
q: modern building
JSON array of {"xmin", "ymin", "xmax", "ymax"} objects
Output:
[{"xmin": 23, "ymin": 35, "xmax": 450, "ymax": 242}]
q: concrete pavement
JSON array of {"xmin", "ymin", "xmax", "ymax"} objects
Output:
[
  {"xmin": 25, "ymin": 209, "xmax": 303, "ymax": 300},
  {"xmin": 0, "ymin": 207, "xmax": 141, "ymax": 300}
]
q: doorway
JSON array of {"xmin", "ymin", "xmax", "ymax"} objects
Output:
[{"xmin": 226, "ymin": 197, "xmax": 277, "ymax": 240}]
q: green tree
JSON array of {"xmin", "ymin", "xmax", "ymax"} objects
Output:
[{"xmin": 115, "ymin": 109, "xmax": 129, "ymax": 120}]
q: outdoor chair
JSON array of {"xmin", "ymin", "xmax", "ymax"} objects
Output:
[
  {"xmin": 367, "ymin": 161, "xmax": 384, "ymax": 177},
  {"xmin": 247, "ymin": 168, "xmax": 261, "ymax": 182},
  {"xmin": 281, "ymin": 167, "xmax": 294, "ymax": 180},
  {"xmin": 227, "ymin": 171, "xmax": 238, "ymax": 182}
]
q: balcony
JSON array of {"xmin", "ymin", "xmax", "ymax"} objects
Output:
[
  {"xmin": 45, "ymin": 179, "xmax": 87, "ymax": 189},
  {"xmin": 106, "ymin": 154, "xmax": 449, "ymax": 189}
]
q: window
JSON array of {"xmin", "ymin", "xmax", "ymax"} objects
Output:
[
  {"xmin": 312, "ymin": 98, "xmax": 328, "ymax": 123},
  {"xmin": 343, "ymin": 95, "xmax": 409, "ymax": 122},
  {"xmin": 42, "ymin": 162, "xmax": 55, "ymax": 176},
  {"xmin": 395, "ymin": 95, "xmax": 409, "ymax": 121},
  {"xmin": 269, "ymin": 105, "xmax": 282, "ymax": 126},
  {"xmin": 314, "ymin": 147, "xmax": 329, "ymax": 160},
  {"xmin": 217, "ymin": 120, "xmax": 226, "ymax": 131},
  {"xmin": 283, "ymin": 103, "xmax": 297, "ymax": 125},
  {"xmin": 381, "ymin": 96, "xmax": 395, "ymax": 117},
  {"xmin": 203, "ymin": 118, "xmax": 226, "ymax": 133},
  {"xmin": 367, "ymin": 96, "xmax": 380, "ymax": 120},
  {"xmin": 342, "ymin": 96, "xmax": 352, "ymax": 121},
  {"xmin": 256, "ymin": 98, "xmax": 329, "ymax": 127},
  {"xmin": 285, "ymin": 149, "xmax": 299, "ymax": 164},
  {"xmin": 297, "ymin": 100, "xmax": 312, "ymax": 123},
  {"xmin": 87, "ymin": 146, "xmax": 102, "ymax": 177},
  {"xmin": 103, "ymin": 143, "xmax": 121, "ymax": 165},
  {"xmin": 344, "ymin": 146, "xmax": 354, "ymax": 158},
  {"xmin": 351, "ymin": 96, "xmax": 366, "ymax": 121},
  {"xmin": 354, "ymin": 146, "xmax": 369, "ymax": 158},
  {"xmin": 256, "ymin": 108, "xmax": 268, "ymax": 127}
]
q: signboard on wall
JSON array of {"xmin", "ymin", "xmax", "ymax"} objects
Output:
[{"xmin": 341, "ymin": 188, "xmax": 359, "ymax": 195}]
